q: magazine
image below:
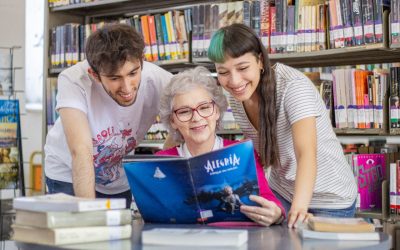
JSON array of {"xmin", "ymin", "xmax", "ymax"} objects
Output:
[
  {"xmin": 0, "ymin": 99, "xmax": 20, "ymax": 189},
  {"xmin": 123, "ymin": 140, "xmax": 259, "ymax": 224}
]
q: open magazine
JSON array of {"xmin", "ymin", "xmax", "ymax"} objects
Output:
[{"xmin": 123, "ymin": 140, "xmax": 259, "ymax": 224}]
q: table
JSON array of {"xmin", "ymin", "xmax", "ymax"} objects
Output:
[{"xmin": 11, "ymin": 220, "xmax": 392, "ymax": 250}]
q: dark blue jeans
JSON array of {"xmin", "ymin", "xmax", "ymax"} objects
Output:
[
  {"xmin": 272, "ymin": 189, "xmax": 356, "ymax": 219},
  {"xmin": 45, "ymin": 176, "xmax": 132, "ymax": 209}
]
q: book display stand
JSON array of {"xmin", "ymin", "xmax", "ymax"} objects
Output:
[{"xmin": 0, "ymin": 46, "xmax": 24, "ymax": 245}]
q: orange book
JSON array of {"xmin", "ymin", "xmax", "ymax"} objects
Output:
[
  {"xmin": 148, "ymin": 15, "xmax": 159, "ymax": 61},
  {"xmin": 141, "ymin": 15, "xmax": 153, "ymax": 61}
]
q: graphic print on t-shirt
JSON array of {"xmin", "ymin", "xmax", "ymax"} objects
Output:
[{"xmin": 92, "ymin": 126, "xmax": 137, "ymax": 186}]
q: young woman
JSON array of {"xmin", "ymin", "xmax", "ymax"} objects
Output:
[
  {"xmin": 157, "ymin": 66, "xmax": 285, "ymax": 226},
  {"xmin": 207, "ymin": 23, "xmax": 357, "ymax": 228}
]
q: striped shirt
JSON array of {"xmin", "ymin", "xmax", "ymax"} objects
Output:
[{"xmin": 229, "ymin": 63, "xmax": 357, "ymax": 209}]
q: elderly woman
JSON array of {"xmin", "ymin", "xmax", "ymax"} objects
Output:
[{"xmin": 156, "ymin": 66, "xmax": 285, "ymax": 226}]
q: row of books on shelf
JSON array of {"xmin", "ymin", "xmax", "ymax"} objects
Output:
[
  {"xmin": 50, "ymin": 9, "xmax": 191, "ymax": 69},
  {"xmin": 342, "ymin": 143, "xmax": 398, "ymax": 213},
  {"xmin": 48, "ymin": 0, "xmax": 94, "ymax": 7},
  {"xmin": 330, "ymin": 67, "xmax": 389, "ymax": 129},
  {"xmin": 302, "ymin": 64, "xmax": 400, "ymax": 133},
  {"xmin": 48, "ymin": 0, "xmax": 400, "ymax": 70}
]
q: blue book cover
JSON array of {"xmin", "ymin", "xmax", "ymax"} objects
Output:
[
  {"xmin": 123, "ymin": 140, "xmax": 259, "ymax": 224},
  {"xmin": 0, "ymin": 99, "xmax": 20, "ymax": 189}
]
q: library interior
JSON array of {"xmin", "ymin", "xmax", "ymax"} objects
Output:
[{"xmin": 1, "ymin": 0, "xmax": 400, "ymax": 249}]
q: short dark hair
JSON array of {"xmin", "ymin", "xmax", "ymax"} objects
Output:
[{"xmin": 85, "ymin": 24, "xmax": 144, "ymax": 75}]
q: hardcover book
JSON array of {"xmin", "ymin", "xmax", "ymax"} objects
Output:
[
  {"xmin": 12, "ymin": 224, "xmax": 132, "ymax": 245},
  {"xmin": 308, "ymin": 217, "xmax": 375, "ymax": 232},
  {"xmin": 13, "ymin": 193, "xmax": 126, "ymax": 212},
  {"xmin": 142, "ymin": 228, "xmax": 248, "ymax": 247},
  {"xmin": 123, "ymin": 140, "xmax": 259, "ymax": 224},
  {"xmin": 14, "ymin": 209, "xmax": 132, "ymax": 228},
  {"xmin": 300, "ymin": 228, "xmax": 380, "ymax": 240}
]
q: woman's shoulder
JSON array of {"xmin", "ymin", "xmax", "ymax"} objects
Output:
[
  {"xmin": 155, "ymin": 146, "xmax": 179, "ymax": 156},
  {"xmin": 273, "ymin": 63, "xmax": 308, "ymax": 81}
]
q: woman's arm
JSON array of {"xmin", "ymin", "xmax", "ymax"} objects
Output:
[{"xmin": 287, "ymin": 116, "xmax": 317, "ymax": 228}]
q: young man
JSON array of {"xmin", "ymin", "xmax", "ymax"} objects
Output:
[{"xmin": 44, "ymin": 24, "xmax": 172, "ymax": 207}]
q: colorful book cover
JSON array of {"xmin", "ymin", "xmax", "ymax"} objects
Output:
[
  {"xmin": 354, "ymin": 154, "xmax": 386, "ymax": 210},
  {"xmin": 123, "ymin": 140, "xmax": 259, "ymax": 224},
  {"xmin": 0, "ymin": 99, "xmax": 20, "ymax": 189}
]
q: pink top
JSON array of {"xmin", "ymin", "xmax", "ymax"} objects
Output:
[{"xmin": 156, "ymin": 139, "xmax": 286, "ymax": 226}]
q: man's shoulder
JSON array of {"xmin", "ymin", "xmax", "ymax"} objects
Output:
[
  {"xmin": 59, "ymin": 60, "xmax": 91, "ymax": 85},
  {"xmin": 141, "ymin": 61, "xmax": 172, "ymax": 81}
]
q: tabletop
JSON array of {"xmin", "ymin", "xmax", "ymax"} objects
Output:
[{"xmin": 11, "ymin": 220, "xmax": 392, "ymax": 250}]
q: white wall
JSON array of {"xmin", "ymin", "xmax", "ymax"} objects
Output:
[{"xmin": 0, "ymin": 0, "xmax": 43, "ymax": 196}]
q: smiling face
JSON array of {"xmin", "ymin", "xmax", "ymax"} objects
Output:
[
  {"xmin": 215, "ymin": 52, "xmax": 263, "ymax": 102},
  {"xmin": 90, "ymin": 59, "xmax": 142, "ymax": 107},
  {"xmin": 171, "ymin": 86, "xmax": 220, "ymax": 149}
]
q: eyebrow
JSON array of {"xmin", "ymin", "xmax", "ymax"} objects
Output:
[
  {"xmin": 102, "ymin": 65, "xmax": 141, "ymax": 77},
  {"xmin": 216, "ymin": 61, "xmax": 250, "ymax": 70}
]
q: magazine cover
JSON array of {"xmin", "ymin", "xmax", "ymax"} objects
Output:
[
  {"xmin": 0, "ymin": 99, "xmax": 20, "ymax": 189},
  {"xmin": 123, "ymin": 140, "xmax": 259, "ymax": 224},
  {"xmin": 354, "ymin": 154, "xmax": 386, "ymax": 210}
]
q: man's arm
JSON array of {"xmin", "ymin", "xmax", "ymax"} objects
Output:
[{"xmin": 59, "ymin": 108, "xmax": 95, "ymax": 198}]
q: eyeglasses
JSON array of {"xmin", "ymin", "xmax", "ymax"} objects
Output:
[{"xmin": 173, "ymin": 101, "xmax": 216, "ymax": 122}]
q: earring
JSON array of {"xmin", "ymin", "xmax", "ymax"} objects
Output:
[{"xmin": 260, "ymin": 68, "xmax": 265, "ymax": 75}]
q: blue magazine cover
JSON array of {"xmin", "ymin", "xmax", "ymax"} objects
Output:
[
  {"xmin": 123, "ymin": 140, "xmax": 259, "ymax": 224},
  {"xmin": 0, "ymin": 99, "xmax": 20, "ymax": 189}
]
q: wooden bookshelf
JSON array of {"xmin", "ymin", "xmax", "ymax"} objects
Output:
[{"xmin": 195, "ymin": 45, "xmax": 400, "ymax": 68}]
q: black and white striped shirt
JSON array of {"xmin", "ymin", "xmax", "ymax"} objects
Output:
[{"xmin": 229, "ymin": 63, "xmax": 357, "ymax": 209}]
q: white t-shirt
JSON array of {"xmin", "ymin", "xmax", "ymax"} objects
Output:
[
  {"xmin": 44, "ymin": 60, "xmax": 172, "ymax": 194},
  {"xmin": 229, "ymin": 63, "xmax": 357, "ymax": 209}
]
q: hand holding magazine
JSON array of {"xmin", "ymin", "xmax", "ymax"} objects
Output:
[{"xmin": 123, "ymin": 140, "xmax": 259, "ymax": 224}]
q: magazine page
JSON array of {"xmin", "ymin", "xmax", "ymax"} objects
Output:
[
  {"xmin": 124, "ymin": 159, "xmax": 199, "ymax": 223},
  {"xmin": 188, "ymin": 140, "xmax": 259, "ymax": 223}
]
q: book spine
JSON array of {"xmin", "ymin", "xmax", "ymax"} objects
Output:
[
  {"xmin": 155, "ymin": 14, "xmax": 165, "ymax": 61},
  {"xmin": 373, "ymin": 0, "xmax": 383, "ymax": 43},
  {"xmin": 390, "ymin": 162, "xmax": 397, "ymax": 214},
  {"xmin": 361, "ymin": 0, "xmax": 376, "ymax": 44},
  {"xmin": 352, "ymin": 0, "xmax": 364, "ymax": 45}
]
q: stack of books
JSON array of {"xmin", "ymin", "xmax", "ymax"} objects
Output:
[
  {"xmin": 11, "ymin": 193, "xmax": 132, "ymax": 246},
  {"xmin": 300, "ymin": 216, "xmax": 379, "ymax": 240}
]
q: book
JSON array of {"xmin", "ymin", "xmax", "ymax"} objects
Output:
[
  {"xmin": 123, "ymin": 140, "xmax": 259, "ymax": 224},
  {"xmin": 0, "ymin": 99, "xmax": 20, "ymax": 189},
  {"xmin": 14, "ymin": 209, "xmax": 132, "ymax": 228},
  {"xmin": 12, "ymin": 224, "xmax": 132, "ymax": 245},
  {"xmin": 300, "ymin": 228, "xmax": 380, "ymax": 240},
  {"xmin": 142, "ymin": 228, "xmax": 248, "ymax": 247},
  {"xmin": 13, "ymin": 193, "xmax": 126, "ymax": 212},
  {"xmin": 308, "ymin": 217, "xmax": 375, "ymax": 233},
  {"xmin": 353, "ymin": 154, "xmax": 386, "ymax": 210}
]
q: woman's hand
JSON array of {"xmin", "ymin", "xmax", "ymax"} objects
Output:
[
  {"xmin": 287, "ymin": 205, "xmax": 313, "ymax": 228},
  {"xmin": 240, "ymin": 195, "xmax": 283, "ymax": 226}
]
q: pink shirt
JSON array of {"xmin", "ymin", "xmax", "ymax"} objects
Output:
[{"xmin": 156, "ymin": 139, "xmax": 286, "ymax": 224}]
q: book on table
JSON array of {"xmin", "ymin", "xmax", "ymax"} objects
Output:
[
  {"xmin": 11, "ymin": 224, "xmax": 132, "ymax": 245},
  {"xmin": 300, "ymin": 216, "xmax": 379, "ymax": 241},
  {"xmin": 13, "ymin": 193, "xmax": 126, "ymax": 212},
  {"xmin": 14, "ymin": 209, "xmax": 132, "ymax": 228},
  {"xmin": 308, "ymin": 217, "xmax": 375, "ymax": 233},
  {"xmin": 142, "ymin": 228, "xmax": 248, "ymax": 247},
  {"xmin": 123, "ymin": 140, "xmax": 259, "ymax": 224}
]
